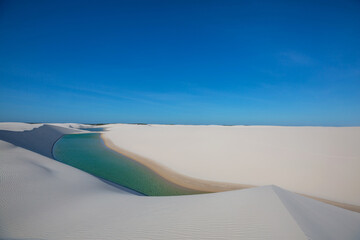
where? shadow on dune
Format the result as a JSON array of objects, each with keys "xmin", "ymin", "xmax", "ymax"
[
  {"xmin": 0, "ymin": 125, "xmax": 79, "ymax": 159},
  {"xmin": 0, "ymin": 239, "xmax": 46, "ymax": 240},
  {"xmin": 0, "ymin": 124, "xmax": 144, "ymax": 196},
  {"xmin": 99, "ymin": 178, "xmax": 145, "ymax": 196}
]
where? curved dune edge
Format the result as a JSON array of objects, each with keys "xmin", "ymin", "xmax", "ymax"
[
  {"xmin": 301, "ymin": 194, "xmax": 360, "ymax": 213},
  {"xmin": 101, "ymin": 134, "xmax": 252, "ymax": 193},
  {"xmin": 102, "ymin": 133, "xmax": 360, "ymax": 213}
]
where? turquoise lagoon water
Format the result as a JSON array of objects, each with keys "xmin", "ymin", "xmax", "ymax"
[{"xmin": 53, "ymin": 133, "xmax": 203, "ymax": 196}]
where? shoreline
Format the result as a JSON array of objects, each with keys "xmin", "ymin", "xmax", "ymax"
[
  {"xmin": 101, "ymin": 133, "xmax": 252, "ymax": 193},
  {"xmin": 101, "ymin": 133, "xmax": 360, "ymax": 213}
]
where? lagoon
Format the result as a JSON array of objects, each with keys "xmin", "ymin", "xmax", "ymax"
[{"xmin": 53, "ymin": 133, "xmax": 203, "ymax": 196}]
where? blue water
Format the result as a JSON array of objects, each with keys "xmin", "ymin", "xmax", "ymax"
[
  {"xmin": 79, "ymin": 127, "xmax": 105, "ymax": 131},
  {"xmin": 53, "ymin": 133, "xmax": 205, "ymax": 196}
]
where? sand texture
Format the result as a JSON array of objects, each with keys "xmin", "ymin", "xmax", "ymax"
[
  {"xmin": 1, "ymin": 123, "xmax": 360, "ymax": 239},
  {"xmin": 103, "ymin": 124, "xmax": 360, "ymax": 207}
]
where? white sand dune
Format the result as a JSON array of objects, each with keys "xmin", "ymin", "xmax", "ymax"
[
  {"xmin": 0, "ymin": 122, "xmax": 89, "ymax": 132},
  {"xmin": 0, "ymin": 124, "xmax": 82, "ymax": 158},
  {"xmin": 103, "ymin": 124, "xmax": 360, "ymax": 207},
  {"xmin": 0, "ymin": 123, "xmax": 360, "ymax": 239}
]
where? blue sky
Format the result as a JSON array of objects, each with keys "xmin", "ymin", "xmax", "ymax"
[{"xmin": 0, "ymin": 0, "xmax": 359, "ymax": 125}]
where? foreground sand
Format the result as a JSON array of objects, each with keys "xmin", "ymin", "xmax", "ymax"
[
  {"xmin": 1, "ymin": 123, "xmax": 360, "ymax": 239},
  {"xmin": 102, "ymin": 124, "xmax": 360, "ymax": 208}
]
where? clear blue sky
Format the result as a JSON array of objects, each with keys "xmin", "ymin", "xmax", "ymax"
[{"xmin": 0, "ymin": 0, "xmax": 359, "ymax": 125}]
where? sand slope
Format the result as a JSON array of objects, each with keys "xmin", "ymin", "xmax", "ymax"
[
  {"xmin": 1, "ymin": 123, "xmax": 360, "ymax": 239},
  {"xmin": 273, "ymin": 186, "xmax": 360, "ymax": 239},
  {"xmin": 103, "ymin": 124, "xmax": 360, "ymax": 206},
  {"xmin": 0, "ymin": 124, "xmax": 83, "ymax": 158}
]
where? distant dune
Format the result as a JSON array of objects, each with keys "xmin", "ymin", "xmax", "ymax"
[
  {"xmin": 103, "ymin": 124, "xmax": 360, "ymax": 207},
  {"xmin": 0, "ymin": 123, "xmax": 359, "ymax": 239}
]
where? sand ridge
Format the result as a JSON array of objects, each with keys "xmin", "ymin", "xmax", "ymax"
[
  {"xmin": 1, "ymin": 122, "xmax": 360, "ymax": 239},
  {"xmin": 102, "ymin": 134, "xmax": 253, "ymax": 192},
  {"xmin": 102, "ymin": 124, "xmax": 360, "ymax": 207},
  {"xmin": 102, "ymin": 131, "xmax": 360, "ymax": 213}
]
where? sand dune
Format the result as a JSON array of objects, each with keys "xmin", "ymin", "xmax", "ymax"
[
  {"xmin": 103, "ymin": 124, "xmax": 360, "ymax": 207},
  {"xmin": 0, "ymin": 124, "xmax": 82, "ymax": 158},
  {"xmin": 0, "ymin": 123, "xmax": 360, "ymax": 239}
]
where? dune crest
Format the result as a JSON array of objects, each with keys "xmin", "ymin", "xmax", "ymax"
[
  {"xmin": 103, "ymin": 124, "xmax": 360, "ymax": 206},
  {"xmin": 0, "ymin": 123, "xmax": 359, "ymax": 239},
  {"xmin": 0, "ymin": 124, "xmax": 81, "ymax": 158}
]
